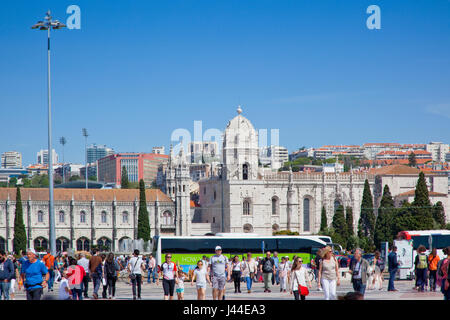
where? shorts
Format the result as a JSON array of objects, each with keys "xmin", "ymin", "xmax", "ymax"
[
  {"xmin": 176, "ymin": 288, "xmax": 184, "ymax": 293},
  {"xmin": 212, "ymin": 276, "xmax": 226, "ymax": 290},
  {"xmin": 162, "ymin": 279, "xmax": 175, "ymax": 296},
  {"xmin": 196, "ymin": 283, "xmax": 206, "ymax": 289}
]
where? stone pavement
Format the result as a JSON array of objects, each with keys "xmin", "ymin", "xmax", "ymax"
[{"xmin": 10, "ymin": 276, "xmax": 444, "ymax": 300}]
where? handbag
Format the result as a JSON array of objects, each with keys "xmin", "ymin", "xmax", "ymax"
[
  {"xmin": 294, "ymin": 270, "xmax": 309, "ymax": 296},
  {"xmin": 129, "ymin": 257, "xmax": 140, "ymax": 281}
]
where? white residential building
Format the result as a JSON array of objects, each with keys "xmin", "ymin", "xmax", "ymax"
[
  {"xmin": 426, "ymin": 142, "xmax": 449, "ymax": 163},
  {"xmin": 1, "ymin": 151, "xmax": 22, "ymax": 168},
  {"xmin": 259, "ymin": 145, "xmax": 289, "ymax": 170},
  {"xmin": 37, "ymin": 149, "xmax": 58, "ymax": 166}
]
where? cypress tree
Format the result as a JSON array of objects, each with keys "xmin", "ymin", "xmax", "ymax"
[
  {"xmin": 13, "ymin": 187, "xmax": 27, "ymax": 254},
  {"xmin": 412, "ymin": 172, "xmax": 434, "ymax": 230},
  {"xmin": 345, "ymin": 206, "xmax": 354, "ymax": 236},
  {"xmin": 137, "ymin": 179, "xmax": 151, "ymax": 241},
  {"xmin": 121, "ymin": 166, "xmax": 129, "ymax": 189},
  {"xmin": 320, "ymin": 206, "xmax": 328, "ymax": 232},
  {"xmin": 358, "ymin": 179, "xmax": 376, "ymax": 250},
  {"xmin": 432, "ymin": 201, "xmax": 446, "ymax": 229},
  {"xmin": 408, "ymin": 152, "xmax": 417, "ymax": 167},
  {"xmin": 332, "ymin": 205, "xmax": 347, "ymax": 247},
  {"xmin": 374, "ymin": 185, "xmax": 395, "ymax": 249}
]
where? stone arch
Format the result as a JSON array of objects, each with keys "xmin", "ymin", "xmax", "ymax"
[
  {"xmin": 162, "ymin": 210, "xmax": 173, "ymax": 225},
  {"xmin": 76, "ymin": 237, "xmax": 90, "ymax": 251},
  {"xmin": 243, "ymin": 198, "xmax": 252, "ymax": 215},
  {"xmin": 97, "ymin": 237, "xmax": 111, "ymax": 251},
  {"xmin": 118, "ymin": 236, "xmax": 132, "ymax": 252},
  {"xmin": 34, "ymin": 237, "xmax": 48, "ymax": 251},
  {"xmin": 56, "ymin": 237, "xmax": 70, "ymax": 253},
  {"xmin": 243, "ymin": 223, "xmax": 253, "ymax": 233}
]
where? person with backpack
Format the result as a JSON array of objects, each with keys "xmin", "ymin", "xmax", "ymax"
[
  {"xmin": 414, "ymin": 245, "xmax": 428, "ymax": 292},
  {"xmin": 439, "ymin": 246, "xmax": 450, "ymax": 300},
  {"xmin": 67, "ymin": 256, "xmax": 85, "ymax": 300},
  {"xmin": 88, "ymin": 248, "xmax": 102, "ymax": 299},
  {"xmin": 388, "ymin": 245, "xmax": 400, "ymax": 292},
  {"xmin": 427, "ymin": 248, "xmax": 440, "ymax": 292},
  {"xmin": 259, "ymin": 251, "xmax": 276, "ymax": 293},
  {"xmin": 104, "ymin": 253, "xmax": 119, "ymax": 299}
]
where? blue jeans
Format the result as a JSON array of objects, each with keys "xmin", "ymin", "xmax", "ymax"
[
  {"xmin": 275, "ymin": 270, "xmax": 280, "ymax": 285},
  {"xmin": 388, "ymin": 270, "xmax": 397, "ymax": 291},
  {"xmin": 0, "ymin": 282, "xmax": 11, "ymax": 300},
  {"xmin": 91, "ymin": 273, "xmax": 101, "ymax": 296},
  {"xmin": 416, "ymin": 268, "xmax": 427, "ymax": 291},
  {"xmin": 147, "ymin": 268, "xmax": 153, "ymax": 283},
  {"xmin": 352, "ymin": 279, "xmax": 366, "ymax": 295},
  {"xmin": 245, "ymin": 276, "xmax": 253, "ymax": 291},
  {"xmin": 72, "ymin": 288, "xmax": 83, "ymax": 300},
  {"xmin": 48, "ymin": 269, "xmax": 55, "ymax": 290}
]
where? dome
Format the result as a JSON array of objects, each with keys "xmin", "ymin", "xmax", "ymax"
[{"xmin": 224, "ymin": 106, "xmax": 257, "ymax": 140}]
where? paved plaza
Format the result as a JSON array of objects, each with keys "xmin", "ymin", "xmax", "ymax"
[{"xmin": 11, "ymin": 275, "xmax": 445, "ymax": 300}]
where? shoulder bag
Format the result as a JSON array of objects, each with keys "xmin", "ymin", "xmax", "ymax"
[
  {"xmin": 294, "ymin": 270, "xmax": 309, "ymax": 296},
  {"xmin": 129, "ymin": 257, "xmax": 140, "ymax": 281}
]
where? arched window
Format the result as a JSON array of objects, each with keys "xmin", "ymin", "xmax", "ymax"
[
  {"xmin": 56, "ymin": 237, "xmax": 70, "ymax": 253},
  {"xmin": 122, "ymin": 211, "xmax": 129, "ymax": 223},
  {"xmin": 272, "ymin": 224, "xmax": 280, "ymax": 233},
  {"xmin": 34, "ymin": 237, "xmax": 48, "ymax": 250},
  {"xmin": 243, "ymin": 199, "xmax": 251, "ymax": 215},
  {"xmin": 80, "ymin": 211, "xmax": 86, "ymax": 223},
  {"xmin": 162, "ymin": 211, "xmax": 173, "ymax": 225},
  {"xmin": 58, "ymin": 211, "xmax": 65, "ymax": 223},
  {"xmin": 37, "ymin": 210, "xmax": 44, "ymax": 223},
  {"xmin": 272, "ymin": 196, "xmax": 279, "ymax": 215},
  {"xmin": 334, "ymin": 200, "xmax": 341, "ymax": 213},
  {"xmin": 101, "ymin": 211, "xmax": 107, "ymax": 223},
  {"xmin": 243, "ymin": 164, "xmax": 249, "ymax": 180},
  {"xmin": 243, "ymin": 224, "xmax": 253, "ymax": 233},
  {"xmin": 303, "ymin": 198, "xmax": 310, "ymax": 232},
  {"xmin": 0, "ymin": 237, "xmax": 5, "ymax": 251},
  {"xmin": 97, "ymin": 237, "xmax": 111, "ymax": 251},
  {"xmin": 76, "ymin": 237, "xmax": 90, "ymax": 251}
]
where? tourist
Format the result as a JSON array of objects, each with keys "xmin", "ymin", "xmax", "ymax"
[
  {"xmin": 191, "ymin": 260, "xmax": 208, "ymax": 300},
  {"xmin": 272, "ymin": 251, "xmax": 280, "ymax": 286},
  {"xmin": 0, "ymin": 250, "xmax": 14, "ymax": 300},
  {"xmin": 100, "ymin": 254, "xmax": 108, "ymax": 299},
  {"xmin": 311, "ymin": 249, "xmax": 322, "ymax": 291},
  {"xmin": 290, "ymin": 257, "xmax": 312, "ymax": 300},
  {"xmin": 42, "ymin": 249, "xmax": 56, "ymax": 292},
  {"xmin": 128, "ymin": 249, "xmax": 145, "ymax": 300},
  {"xmin": 317, "ymin": 246, "xmax": 340, "ymax": 300},
  {"xmin": 77, "ymin": 253, "xmax": 90, "ymax": 298},
  {"xmin": 88, "ymin": 248, "xmax": 103, "ymax": 299},
  {"xmin": 348, "ymin": 248, "xmax": 370, "ymax": 295},
  {"xmin": 147, "ymin": 253, "xmax": 156, "ymax": 284},
  {"xmin": 439, "ymin": 247, "xmax": 450, "ymax": 300},
  {"xmin": 67, "ymin": 256, "xmax": 85, "ymax": 300},
  {"xmin": 241, "ymin": 253, "xmax": 257, "ymax": 293},
  {"xmin": 9, "ymin": 256, "xmax": 19, "ymax": 300},
  {"xmin": 414, "ymin": 245, "xmax": 428, "ymax": 292},
  {"xmin": 176, "ymin": 269, "xmax": 186, "ymax": 300},
  {"xmin": 157, "ymin": 253, "xmax": 178, "ymax": 300},
  {"xmin": 231, "ymin": 255, "xmax": 242, "ymax": 293},
  {"xmin": 428, "ymin": 248, "xmax": 440, "ymax": 292},
  {"xmin": 279, "ymin": 256, "xmax": 289, "ymax": 293},
  {"xmin": 208, "ymin": 246, "xmax": 230, "ymax": 300},
  {"xmin": 371, "ymin": 251, "xmax": 385, "ymax": 290},
  {"xmin": 388, "ymin": 245, "xmax": 400, "ymax": 292},
  {"xmin": 260, "ymin": 251, "xmax": 276, "ymax": 293},
  {"xmin": 58, "ymin": 270, "xmax": 72, "ymax": 300},
  {"xmin": 20, "ymin": 248, "xmax": 49, "ymax": 300},
  {"xmin": 104, "ymin": 252, "xmax": 120, "ymax": 299}
]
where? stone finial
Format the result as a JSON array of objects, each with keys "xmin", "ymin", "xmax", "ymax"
[{"xmin": 237, "ymin": 105, "xmax": 242, "ymax": 115}]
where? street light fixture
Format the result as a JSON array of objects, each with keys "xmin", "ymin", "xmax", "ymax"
[
  {"xmin": 59, "ymin": 137, "xmax": 66, "ymax": 183},
  {"xmin": 82, "ymin": 128, "xmax": 88, "ymax": 189},
  {"xmin": 32, "ymin": 10, "xmax": 66, "ymax": 256}
]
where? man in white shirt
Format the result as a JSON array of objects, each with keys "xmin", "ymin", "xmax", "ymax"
[
  {"xmin": 77, "ymin": 253, "xmax": 90, "ymax": 298},
  {"xmin": 128, "ymin": 250, "xmax": 145, "ymax": 300},
  {"xmin": 147, "ymin": 254, "xmax": 156, "ymax": 284}
]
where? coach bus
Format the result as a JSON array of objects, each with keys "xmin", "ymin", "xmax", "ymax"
[
  {"xmin": 152, "ymin": 235, "xmax": 328, "ymax": 272},
  {"xmin": 397, "ymin": 230, "xmax": 450, "ymax": 252}
]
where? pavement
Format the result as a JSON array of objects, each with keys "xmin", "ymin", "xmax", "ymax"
[{"xmin": 10, "ymin": 274, "xmax": 445, "ymax": 300}]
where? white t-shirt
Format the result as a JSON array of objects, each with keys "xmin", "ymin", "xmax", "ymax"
[
  {"xmin": 128, "ymin": 256, "xmax": 144, "ymax": 274},
  {"xmin": 290, "ymin": 268, "xmax": 307, "ymax": 291},
  {"xmin": 194, "ymin": 268, "xmax": 207, "ymax": 285},
  {"xmin": 232, "ymin": 261, "xmax": 241, "ymax": 271},
  {"xmin": 161, "ymin": 262, "xmax": 177, "ymax": 280},
  {"xmin": 59, "ymin": 279, "xmax": 71, "ymax": 300},
  {"xmin": 176, "ymin": 275, "xmax": 185, "ymax": 289}
]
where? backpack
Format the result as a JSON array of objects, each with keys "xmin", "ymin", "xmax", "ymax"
[
  {"xmin": 263, "ymin": 258, "xmax": 273, "ymax": 272},
  {"xmin": 417, "ymin": 254, "xmax": 428, "ymax": 269}
]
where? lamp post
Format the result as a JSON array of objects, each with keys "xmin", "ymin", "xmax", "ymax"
[
  {"xmin": 32, "ymin": 11, "xmax": 66, "ymax": 256},
  {"xmin": 59, "ymin": 136, "xmax": 66, "ymax": 183},
  {"xmin": 82, "ymin": 128, "xmax": 88, "ymax": 189}
]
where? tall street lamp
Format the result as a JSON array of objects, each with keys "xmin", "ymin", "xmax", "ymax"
[
  {"xmin": 32, "ymin": 11, "xmax": 66, "ymax": 256},
  {"xmin": 59, "ymin": 136, "xmax": 66, "ymax": 183},
  {"xmin": 82, "ymin": 128, "xmax": 88, "ymax": 189}
]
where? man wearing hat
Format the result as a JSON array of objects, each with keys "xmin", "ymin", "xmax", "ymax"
[
  {"xmin": 20, "ymin": 248, "xmax": 49, "ymax": 300},
  {"xmin": 207, "ymin": 246, "xmax": 230, "ymax": 300}
]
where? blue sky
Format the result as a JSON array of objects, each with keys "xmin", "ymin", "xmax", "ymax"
[{"xmin": 0, "ymin": 0, "xmax": 449, "ymax": 165}]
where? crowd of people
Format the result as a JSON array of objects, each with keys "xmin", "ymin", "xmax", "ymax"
[{"xmin": 0, "ymin": 243, "xmax": 449, "ymax": 301}]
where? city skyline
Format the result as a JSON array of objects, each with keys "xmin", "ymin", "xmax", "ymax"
[{"xmin": 1, "ymin": 0, "xmax": 450, "ymax": 166}]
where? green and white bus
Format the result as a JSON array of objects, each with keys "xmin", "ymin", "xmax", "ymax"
[{"xmin": 152, "ymin": 234, "xmax": 328, "ymax": 272}]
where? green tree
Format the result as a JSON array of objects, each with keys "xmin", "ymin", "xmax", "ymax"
[
  {"xmin": 374, "ymin": 185, "xmax": 395, "ymax": 249},
  {"xmin": 13, "ymin": 187, "xmax": 27, "ymax": 254},
  {"xmin": 320, "ymin": 206, "xmax": 328, "ymax": 232},
  {"xmin": 68, "ymin": 175, "xmax": 80, "ymax": 182},
  {"xmin": 392, "ymin": 201, "xmax": 415, "ymax": 236},
  {"xmin": 9, "ymin": 177, "xmax": 18, "ymax": 187},
  {"xmin": 137, "ymin": 179, "xmax": 151, "ymax": 241},
  {"xmin": 332, "ymin": 205, "xmax": 347, "ymax": 248},
  {"xmin": 412, "ymin": 172, "xmax": 434, "ymax": 230},
  {"xmin": 358, "ymin": 179, "xmax": 376, "ymax": 251},
  {"xmin": 88, "ymin": 176, "xmax": 97, "ymax": 181},
  {"xmin": 121, "ymin": 166, "xmax": 129, "ymax": 189},
  {"xmin": 432, "ymin": 201, "xmax": 446, "ymax": 229},
  {"xmin": 345, "ymin": 206, "xmax": 354, "ymax": 236},
  {"xmin": 408, "ymin": 152, "xmax": 417, "ymax": 167}
]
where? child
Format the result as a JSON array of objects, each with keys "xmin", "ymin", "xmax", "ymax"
[
  {"xmin": 175, "ymin": 269, "xmax": 186, "ymax": 300},
  {"xmin": 58, "ymin": 271, "xmax": 72, "ymax": 300},
  {"xmin": 279, "ymin": 256, "xmax": 289, "ymax": 293},
  {"xmin": 191, "ymin": 260, "xmax": 209, "ymax": 300}
]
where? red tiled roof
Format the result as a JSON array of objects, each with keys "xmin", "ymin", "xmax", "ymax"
[{"xmin": 396, "ymin": 190, "xmax": 447, "ymax": 197}]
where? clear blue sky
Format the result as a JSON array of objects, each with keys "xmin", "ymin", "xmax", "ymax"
[{"xmin": 1, "ymin": 0, "xmax": 449, "ymax": 165}]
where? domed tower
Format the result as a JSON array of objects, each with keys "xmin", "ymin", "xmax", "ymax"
[{"xmin": 222, "ymin": 106, "xmax": 259, "ymax": 180}]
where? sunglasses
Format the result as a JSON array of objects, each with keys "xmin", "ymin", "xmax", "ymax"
[{"xmin": 166, "ymin": 256, "xmax": 172, "ymax": 258}]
